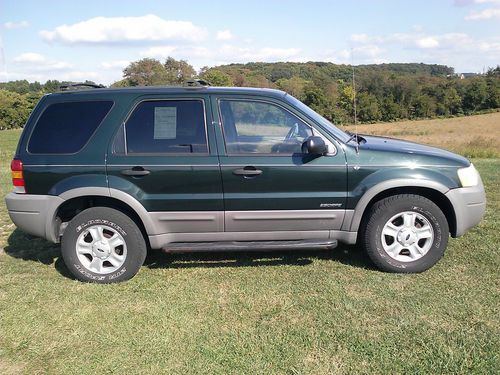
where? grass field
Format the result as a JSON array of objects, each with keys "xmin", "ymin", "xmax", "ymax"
[{"xmin": 0, "ymin": 114, "xmax": 499, "ymax": 374}]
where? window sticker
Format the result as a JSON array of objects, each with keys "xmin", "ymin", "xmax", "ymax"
[{"xmin": 154, "ymin": 107, "xmax": 177, "ymax": 139}]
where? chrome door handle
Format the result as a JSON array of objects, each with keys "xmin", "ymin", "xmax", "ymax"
[
  {"xmin": 232, "ymin": 167, "xmax": 263, "ymax": 177},
  {"xmin": 121, "ymin": 167, "xmax": 150, "ymax": 177}
]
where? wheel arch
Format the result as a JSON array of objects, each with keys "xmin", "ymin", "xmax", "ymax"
[
  {"xmin": 350, "ymin": 180, "xmax": 457, "ymax": 238},
  {"xmin": 54, "ymin": 187, "xmax": 155, "ymax": 245}
]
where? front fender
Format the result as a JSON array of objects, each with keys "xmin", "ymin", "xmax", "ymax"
[{"xmin": 346, "ymin": 166, "xmax": 458, "ymax": 232}]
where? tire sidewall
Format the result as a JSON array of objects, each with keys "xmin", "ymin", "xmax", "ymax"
[
  {"xmin": 62, "ymin": 208, "xmax": 146, "ymax": 283},
  {"xmin": 368, "ymin": 198, "xmax": 448, "ymax": 272}
]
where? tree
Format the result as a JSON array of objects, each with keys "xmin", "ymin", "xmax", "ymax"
[
  {"xmin": 43, "ymin": 80, "xmax": 63, "ymax": 93},
  {"xmin": 123, "ymin": 58, "xmax": 169, "ymax": 86},
  {"xmin": 110, "ymin": 79, "xmax": 130, "ymax": 88},
  {"xmin": 338, "ymin": 82, "xmax": 355, "ymax": 121},
  {"xmin": 381, "ymin": 95, "xmax": 401, "ymax": 121},
  {"xmin": 413, "ymin": 94, "xmax": 437, "ymax": 118},
  {"xmin": 0, "ymin": 90, "xmax": 32, "ymax": 129},
  {"xmin": 276, "ymin": 77, "xmax": 308, "ymax": 100},
  {"xmin": 199, "ymin": 69, "xmax": 233, "ymax": 86},
  {"xmin": 357, "ymin": 92, "xmax": 381, "ymax": 122},
  {"xmin": 462, "ymin": 78, "xmax": 488, "ymax": 113},
  {"xmin": 164, "ymin": 57, "xmax": 196, "ymax": 84}
]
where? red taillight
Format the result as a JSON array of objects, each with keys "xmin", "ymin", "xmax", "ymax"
[{"xmin": 11, "ymin": 159, "xmax": 25, "ymax": 193}]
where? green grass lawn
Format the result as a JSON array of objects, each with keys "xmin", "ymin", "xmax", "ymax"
[{"xmin": 0, "ymin": 128, "xmax": 499, "ymax": 374}]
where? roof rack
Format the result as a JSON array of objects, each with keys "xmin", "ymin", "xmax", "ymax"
[
  {"xmin": 183, "ymin": 79, "xmax": 211, "ymax": 87},
  {"xmin": 59, "ymin": 83, "xmax": 106, "ymax": 91}
]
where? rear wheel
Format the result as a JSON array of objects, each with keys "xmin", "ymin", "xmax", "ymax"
[
  {"xmin": 61, "ymin": 207, "xmax": 146, "ymax": 283},
  {"xmin": 362, "ymin": 194, "xmax": 449, "ymax": 273}
]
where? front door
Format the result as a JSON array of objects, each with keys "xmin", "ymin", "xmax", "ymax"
[
  {"xmin": 106, "ymin": 95, "xmax": 223, "ymax": 235},
  {"xmin": 211, "ymin": 96, "xmax": 348, "ymax": 233}
]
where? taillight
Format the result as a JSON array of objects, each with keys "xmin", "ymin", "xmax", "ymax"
[{"xmin": 11, "ymin": 159, "xmax": 25, "ymax": 193}]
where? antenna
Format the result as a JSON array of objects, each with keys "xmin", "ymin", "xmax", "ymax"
[{"xmin": 351, "ymin": 49, "xmax": 359, "ymax": 154}]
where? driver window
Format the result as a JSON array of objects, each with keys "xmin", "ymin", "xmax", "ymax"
[{"xmin": 219, "ymin": 99, "xmax": 313, "ymax": 154}]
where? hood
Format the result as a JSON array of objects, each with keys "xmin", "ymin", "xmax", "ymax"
[{"xmin": 357, "ymin": 134, "xmax": 470, "ymax": 167}]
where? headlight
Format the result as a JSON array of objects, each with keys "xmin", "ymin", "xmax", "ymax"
[{"xmin": 457, "ymin": 164, "xmax": 479, "ymax": 187}]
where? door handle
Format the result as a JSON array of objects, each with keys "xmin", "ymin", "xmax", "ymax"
[
  {"xmin": 121, "ymin": 167, "xmax": 151, "ymax": 177},
  {"xmin": 232, "ymin": 167, "xmax": 263, "ymax": 177}
]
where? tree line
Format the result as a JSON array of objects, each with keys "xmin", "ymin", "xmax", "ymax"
[{"xmin": 1, "ymin": 57, "xmax": 499, "ymax": 130}]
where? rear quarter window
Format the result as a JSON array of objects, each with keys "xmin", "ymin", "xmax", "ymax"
[{"xmin": 28, "ymin": 100, "xmax": 113, "ymax": 154}]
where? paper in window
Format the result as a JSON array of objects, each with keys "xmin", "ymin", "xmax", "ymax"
[{"xmin": 154, "ymin": 107, "xmax": 177, "ymax": 139}]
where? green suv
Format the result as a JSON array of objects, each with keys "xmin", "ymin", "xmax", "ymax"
[{"xmin": 5, "ymin": 84, "xmax": 486, "ymax": 283}]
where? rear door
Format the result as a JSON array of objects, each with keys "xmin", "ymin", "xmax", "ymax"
[
  {"xmin": 211, "ymin": 95, "xmax": 348, "ymax": 233},
  {"xmin": 106, "ymin": 95, "xmax": 223, "ymax": 234}
]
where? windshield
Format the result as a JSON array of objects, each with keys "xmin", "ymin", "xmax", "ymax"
[{"xmin": 285, "ymin": 94, "xmax": 350, "ymax": 143}]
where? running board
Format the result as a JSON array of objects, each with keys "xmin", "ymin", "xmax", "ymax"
[{"xmin": 162, "ymin": 239, "xmax": 338, "ymax": 253}]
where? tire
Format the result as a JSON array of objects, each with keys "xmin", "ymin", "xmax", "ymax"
[
  {"xmin": 61, "ymin": 207, "xmax": 147, "ymax": 283},
  {"xmin": 361, "ymin": 194, "xmax": 449, "ymax": 273}
]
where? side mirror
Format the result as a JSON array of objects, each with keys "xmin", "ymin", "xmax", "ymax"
[{"xmin": 302, "ymin": 136, "xmax": 327, "ymax": 155}]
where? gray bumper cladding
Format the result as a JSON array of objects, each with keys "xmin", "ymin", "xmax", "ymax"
[
  {"xmin": 445, "ymin": 180, "xmax": 486, "ymax": 237},
  {"xmin": 4, "ymin": 193, "xmax": 64, "ymax": 243}
]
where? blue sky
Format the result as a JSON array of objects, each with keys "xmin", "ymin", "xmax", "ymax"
[{"xmin": 1, "ymin": 0, "xmax": 499, "ymax": 84}]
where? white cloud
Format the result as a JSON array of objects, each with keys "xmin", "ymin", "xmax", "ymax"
[
  {"xmin": 40, "ymin": 15, "xmax": 208, "ymax": 45},
  {"xmin": 12, "ymin": 52, "xmax": 72, "ymax": 71},
  {"xmin": 2, "ymin": 53, "xmax": 117, "ymax": 84},
  {"xmin": 139, "ymin": 44, "xmax": 301, "ymax": 65},
  {"xmin": 0, "ymin": 35, "xmax": 4, "ymax": 66},
  {"xmin": 216, "ymin": 30, "xmax": 234, "ymax": 41},
  {"xmin": 351, "ymin": 32, "xmax": 472, "ymax": 51},
  {"xmin": 347, "ymin": 30, "xmax": 500, "ymax": 72},
  {"xmin": 101, "ymin": 60, "xmax": 131, "ymax": 70},
  {"xmin": 472, "ymin": 0, "xmax": 500, "ymax": 4},
  {"xmin": 140, "ymin": 46, "xmax": 210, "ymax": 60},
  {"xmin": 3, "ymin": 20, "xmax": 29, "ymax": 29},
  {"xmin": 13, "ymin": 52, "xmax": 46, "ymax": 63},
  {"xmin": 351, "ymin": 34, "xmax": 370, "ymax": 43},
  {"xmin": 416, "ymin": 37, "xmax": 439, "ymax": 49},
  {"xmin": 0, "ymin": 67, "xmax": 121, "ymax": 85},
  {"xmin": 324, "ymin": 45, "xmax": 386, "ymax": 64},
  {"xmin": 218, "ymin": 45, "xmax": 301, "ymax": 62},
  {"xmin": 454, "ymin": 0, "xmax": 500, "ymax": 5},
  {"xmin": 465, "ymin": 7, "xmax": 500, "ymax": 19}
]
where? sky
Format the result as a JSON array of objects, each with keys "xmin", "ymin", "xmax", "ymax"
[{"xmin": 0, "ymin": 0, "xmax": 499, "ymax": 85}]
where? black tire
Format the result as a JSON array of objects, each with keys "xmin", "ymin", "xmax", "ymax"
[
  {"xmin": 361, "ymin": 194, "xmax": 449, "ymax": 273},
  {"xmin": 61, "ymin": 207, "xmax": 147, "ymax": 283}
]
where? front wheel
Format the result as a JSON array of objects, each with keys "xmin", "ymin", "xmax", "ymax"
[
  {"xmin": 362, "ymin": 194, "xmax": 449, "ymax": 273},
  {"xmin": 61, "ymin": 207, "xmax": 147, "ymax": 283}
]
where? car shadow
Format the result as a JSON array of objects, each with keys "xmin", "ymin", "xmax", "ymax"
[
  {"xmin": 3, "ymin": 229, "xmax": 75, "ymax": 279},
  {"xmin": 4, "ymin": 228, "xmax": 376, "ymax": 278},
  {"xmin": 144, "ymin": 244, "xmax": 375, "ymax": 270}
]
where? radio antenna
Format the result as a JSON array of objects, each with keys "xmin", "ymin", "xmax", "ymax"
[{"xmin": 351, "ymin": 49, "xmax": 359, "ymax": 154}]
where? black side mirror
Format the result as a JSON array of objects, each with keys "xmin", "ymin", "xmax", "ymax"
[{"xmin": 302, "ymin": 136, "xmax": 327, "ymax": 155}]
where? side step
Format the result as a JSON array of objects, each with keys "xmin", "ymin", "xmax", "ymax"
[{"xmin": 162, "ymin": 239, "xmax": 338, "ymax": 253}]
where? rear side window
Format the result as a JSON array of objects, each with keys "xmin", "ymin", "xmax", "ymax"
[
  {"xmin": 28, "ymin": 101, "xmax": 113, "ymax": 154},
  {"xmin": 125, "ymin": 100, "xmax": 207, "ymax": 154}
]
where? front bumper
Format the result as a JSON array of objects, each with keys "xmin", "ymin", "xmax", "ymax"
[
  {"xmin": 445, "ymin": 179, "xmax": 486, "ymax": 237},
  {"xmin": 5, "ymin": 193, "xmax": 64, "ymax": 243}
]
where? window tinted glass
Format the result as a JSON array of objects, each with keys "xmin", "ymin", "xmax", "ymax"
[
  {"xmin": 28, "ymin": 101, "xmax": 113, "ymax": 154},
  {"xmin": 126, "ymin": 100, "xmax": 207, "ymax": 154},
  {"xmin": 219, "ymin": 100, "xmax": 312, "ymax": 154}
]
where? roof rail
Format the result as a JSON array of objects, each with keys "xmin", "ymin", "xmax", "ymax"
[
  {"xmin": 59, "ymin": 83, "xmax": 106, "ymax": 91},
  {"xmin": 183, "ymin": 79, "xmax": 211, "ymax": 87}
]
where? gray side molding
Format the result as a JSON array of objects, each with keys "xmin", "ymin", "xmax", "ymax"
[
  {"xmin": 225, "ymin": 209, "xmax": 345, "ymax": 232},
  {"xmin": 348, "ymin": 179, "xmax": 450, "ymax": 232}
]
